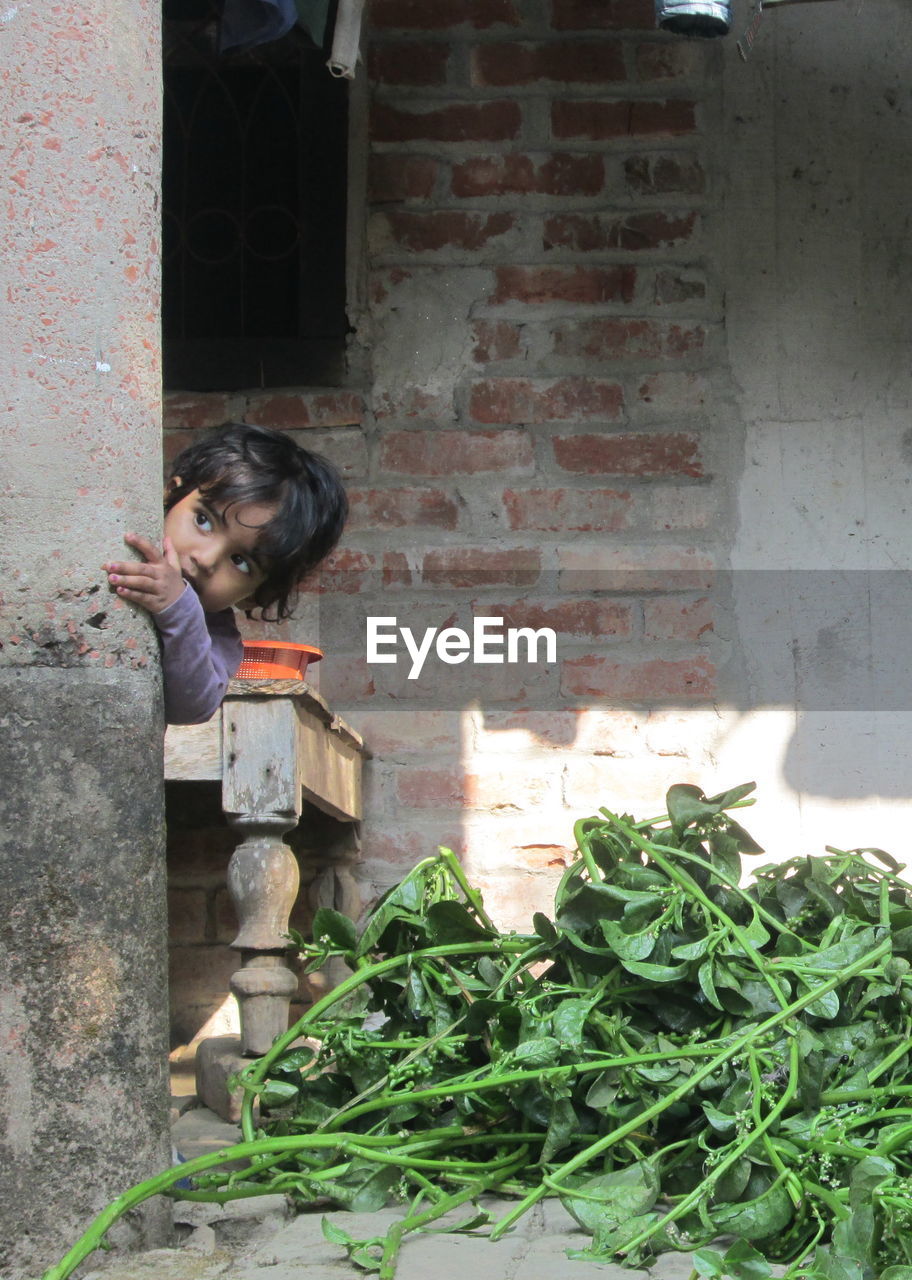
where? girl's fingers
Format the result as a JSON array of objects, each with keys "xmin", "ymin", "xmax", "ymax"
[{"xmin": 123, "ymin": 532, "xmax": 163, "ymax": 563}]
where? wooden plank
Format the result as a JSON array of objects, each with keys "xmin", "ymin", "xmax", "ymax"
[
  {"xmin": 296, "ymin": 707, "xmax": 362, "ymax": 821},
  {"xmin": 163, "ymin": 719, "xmax": 222, "ymax": 780},
  {"xmin": 222, "ymin": 699, "xmax": 301, "ymax": 820}
]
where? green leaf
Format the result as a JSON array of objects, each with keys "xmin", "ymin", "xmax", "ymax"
[
  {"xmin": 709, "ymin": 830, "xmax": 742, "ymax": 884},
  {"xmin": 698, "ymin": 959, "xmax": 724, "ymax": 1010},
  {"xmin": 721, "ymin": 1238, "xmax": 774, "ymax": 1280},
  {"xmin": 666, "ymin": 782, "xmax": 755, "ymax": 837},
  {"xmin": 809, "ymin": 926, "xmax": 881, "ymax": 971},
  {"xmin": 426, "ymin": 899, "xmax": 495, "ymax": 943},
  {"xmin": 552, "ymin": 998, "xmax": 592, "ymax": 1050},
  {"xmin": 559, "ymin": 1162, "xmax": 660, "ymax": 1235},
  {"xmin": 533, "ymin": 911, "xmax": 558, "ymax": 942},
  {"xmin": 802, "ymin": 983, "xmax": 840, "ymax": 1019},
  {"xmin": 692, "ymin": 1248, "xmax": 725, "ymax": 1277},
  {"xmin": 672, "ymin": 932, "xmax": 714, "ymax": 960},
  {"xmin": 667, "ymin": 784, "xmax": 720, "ymax": 836},
  {"xmin": 514, "ymin": 1036, "xmax": 561, "ymax": 1067},
  {"xmin": 832, "ymin": 1204, "xmax": 875, "ymax": 1267},
  {"xmin": 321, "ymin": 1217, "xmax": 354, "ymax": 1246},
  {"xmin": 272, "ymin": 1044, "xmax": 316, "ymax": 1072},
  {"xmin": 541, "ymin": 1096, "xmax": 578, "ymax": 1162},
  {"xmin": 259, "ymin": 1079, "xmax": 299, "ymax": 1108},
  {"xmin": 702, "ymin": 1101, "xmax": 737, "ymax": 1133},
  {"xmin": 727, "ymin": 818, "xmax": 764, "ymax": 854},
  {"xmin": 312, "ymin": 907, "xmax": 358, "ymax": 952},
  {"xmin": 599, "ymin": 918, "xmax": 657, "ymax": 961},
  {"xmin": 848, "ymin": 1155, "xmax": 895, "ymax": 1207},
  {"xmin": 711, "ymin": 1180, "xmax": 792, "ymax": 1240},
  {"xmin": 585, "ymin": 1070, "xmax": 619, "ymax": 1110},
  {"xmin": 618, "ymin": 956, "xmax": 691, "ymax": 983}
]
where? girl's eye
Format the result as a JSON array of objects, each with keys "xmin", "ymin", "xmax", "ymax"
[
  {"xmin": 194, "ymin": 511, "xmax": 212, "ymax": 532},
  {"xmin": 231, "ymin": 554, "xmax": 252, "ymax": 575}
]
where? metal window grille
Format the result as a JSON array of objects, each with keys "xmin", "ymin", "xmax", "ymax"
[{"xmin": 162, "ymin": 0, "xmax": 348, "ymax": 390}]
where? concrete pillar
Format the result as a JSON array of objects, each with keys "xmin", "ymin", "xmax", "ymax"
[{"xmin": 0, "ymin": 3, "xmax": 170, "ymax": 1275}]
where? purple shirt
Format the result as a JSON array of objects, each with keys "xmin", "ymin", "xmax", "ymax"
[{"xmin": 153, "ymin": 584, "xmax": 243, "ymax": 725}]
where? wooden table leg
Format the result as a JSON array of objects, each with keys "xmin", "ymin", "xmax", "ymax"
[{"xmin": 222, "ymin": 697, "xmax": 302, "ymax": 1056}]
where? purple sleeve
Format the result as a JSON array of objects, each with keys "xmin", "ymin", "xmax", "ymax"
[{"xmin": 152, "ymin": 585, "xmax": 244, "ymax": 725}]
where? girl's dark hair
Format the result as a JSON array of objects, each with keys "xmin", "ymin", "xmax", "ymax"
[{"xmin": 166, "ymin": 422, "xmax": 348, "ymax": 620}]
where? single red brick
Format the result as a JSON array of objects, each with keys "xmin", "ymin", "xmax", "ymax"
[
  {"xmin": 245, "ymin": 390, "xmax": 366, "ymax": 429},
  {"xmin": 624, "ymin": 153, "xmax": 705, "ymax": 195},
  {"xmin": 561, "ymin": 654, "xmax": 716, "ymax": 699},
  {"xmin": 503, "ymin": 486, "xmax": 633, "ymax": 532},
  {"xmin": 472, "ymin": 319, "xmax": 523, "ymax": 363},
  {"xmin": 544, "ymin": 210, "xmax": 697, "ymax": 252},
  {"xmin": 648, "ymin": 485, "xmax": 715, "ymax": 530},
  {"xmin": 492, "ymin": 264, "xmax": 635, "ymax": 305},
  {"xmin": 318, "ymin": 654, "xmax": 377, "ymax": 703},
  {"xmin": 213, "ymin": 889, "xmax": 239, "ymax": 945},
  {"xmin": 374, "ymin": 385, "xmax": 456, "ymax": 421},
  {"xmin": 636, "ymin": 371, "xmax": 707, "ymax": 413},
  {"xmin": 313, "ymin": 548, "xmax": 378, "ymax": 595},
  {"xmin": 164, "ymin": 392, "xmax": 243, "ymax": 432},
  {"xmin": 354, "ymin": 708, "xmax": 465, "ymax": 754},
  {"xmin": 359, "ymin": 825, "xmax": 466, "ymax": 866},
  {"xmin": 380, "ymin": 429, "xmax": 533, "ymax": 475},
  {"xmin": 422, "ymin": 547, "xmax": 541, "ymax": 588},
  {"xmin": 383, "ymin": 551, "xmax": 414, "ymax": 587},
  {"xmin": 451, "ymin": 152, "xmax": 604, "ymax": 198},
  {"xmin": 163, "ymin": 430, "xmax": 193, "ymax": 469},
  {"xmin": 369, "ymin": 154, "xmax": 439, "ymax": 202},
  {"xmin": 551, "ymin": 0, "xmax": 655, "ymax": 29},
  {"xmin": 653, "ymin": 268, "xmax": 707, "ymax": 305},
  {"xmin": 371, "ymin": 100, "xmax": 522, "ymax": 143},
  {"xmin": 346, "ymin": 487, "xmax": 460, "ymax": 531},
  {"xmin": 378, "ymin": 209, "xmax": 516, "ymax": 252},
  {"xmin": 463, "ymin": 767, "xmax": 560, "ymax": 810},
  {"xmin": 558, "ymin": 544, "xmax": 713, "ymax": 592},
  {"xmin": 552, "ymin": 98, "xmax": 697, "ymax": 139},
  {"xmin": 643, "ymin": 595, "xmax": 714, "ymax": 641},
  {"xmin": 371, "ymin": 0, "xmax": 520, "ymax": 29},
  {"xmin": 472, "ymin": 40, "xmax": 625, "ymax": 87},
  {"xmin": 396, "ymin": 767, "xmax": 466, "ymax": 807},
  {"xmin": 636, "ymin": 40, "xmax": 705, "ymax": 81},
  {"xmin": 476, "ymin": 597, "xmax": 633, "ymax": 638},
  {"xmin": 551, "ymin": 318, "xmax": 705, "ymax": 360},
  {"xmin": 167, "ymin": 889, "xmax": 209, "ymax": 945},
  {"xmin": 553, "ymin": 432, "xmax": 703, "ymax": 477},
  {"xmin": 368, "ymin": 42, "xmax": 450, "ymax": 86},
  {"xmin": 470, "ymin": 376, "xmax": 624, "ymax": 424}
]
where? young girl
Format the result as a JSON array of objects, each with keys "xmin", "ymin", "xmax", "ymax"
[{"xmin": 103, "ymin": 423, "xmax": 348, "ymax": 725}]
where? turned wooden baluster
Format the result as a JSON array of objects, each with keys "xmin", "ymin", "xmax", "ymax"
[{"xmin": 222, "ymin": 697, "xmax": 302, "ymax": 1056}]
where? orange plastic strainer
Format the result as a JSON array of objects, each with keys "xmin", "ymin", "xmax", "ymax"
[{"xmin": 236, "ymin": 641, "xmax": 323, "ymax": 680}]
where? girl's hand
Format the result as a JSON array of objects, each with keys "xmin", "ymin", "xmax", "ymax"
[{"xmin": 103, "ymin": 534, "xmax": 185, "ymax": 615}]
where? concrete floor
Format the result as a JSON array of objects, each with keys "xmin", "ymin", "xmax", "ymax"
[{"xmin": 77, "ymin": 1077, "xmax": 701, "ymax": 1280}]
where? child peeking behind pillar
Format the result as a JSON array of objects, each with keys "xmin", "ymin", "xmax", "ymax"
[{"xmin": 103, "ymin": 423, "xmax": 348, "ymax": 725}]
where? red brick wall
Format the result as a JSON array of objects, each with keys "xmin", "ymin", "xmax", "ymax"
[{"xmin": 165, "ymin": 0, "xmax": 723, "ymax": 1033}]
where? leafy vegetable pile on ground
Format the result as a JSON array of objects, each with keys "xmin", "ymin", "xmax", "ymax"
[{"xmin": 43, "ymin": 784, "xmax": 912, "ymax": 1280}]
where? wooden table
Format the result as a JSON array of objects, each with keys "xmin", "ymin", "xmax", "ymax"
[{"xmin": 164, "ymin": 679, "xmax": 364, "ymax": 1057}]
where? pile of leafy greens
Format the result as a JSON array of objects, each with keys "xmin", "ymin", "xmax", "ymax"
[{"xmin": 43, "ymin": 784, "xmax": 912, "ymax": 1280}]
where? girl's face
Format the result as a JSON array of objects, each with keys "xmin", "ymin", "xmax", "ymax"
[{"xmin": 164, "ymin": 484, "xmax": 275, "ymax": 613}]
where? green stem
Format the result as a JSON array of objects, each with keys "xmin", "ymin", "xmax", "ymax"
[
  {"xmin": 489, "ymin": 934, "xmax": 890, "ymax": 1241},
  {"xmin": 238, "ymin": 938, "xmax": 531, "ymax": 1141},
  {"xmin": 621, "ymin": 1038, "xmax": 801, "ymax": 1255},
  {"xmin": 378, "ymin": 1156, "xmax": 527, "ymax": 1280},
  {"xmin": 40, "ymin": 1127, "xmax": 474, "ymax": 1280}
]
